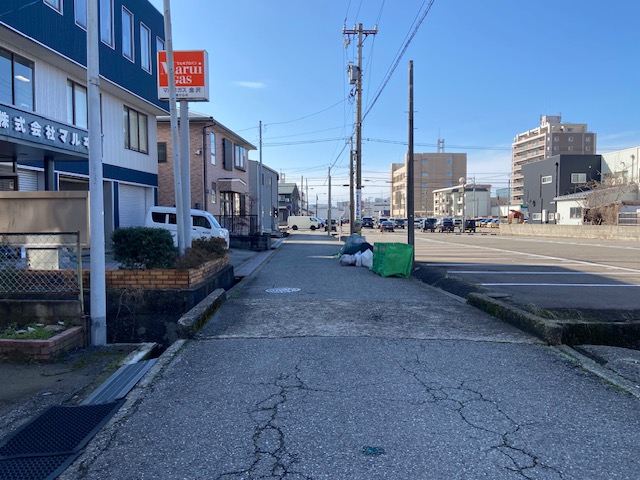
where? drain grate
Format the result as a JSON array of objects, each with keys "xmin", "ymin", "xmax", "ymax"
[
  {"xmin": 0, "ymin": 401, "xmax": 123, "ymax": 480},
  {"xmin": 265, "ymin": 287, "xmax": 301, "ymax": 294},
  {"xmin": 362, "ymin": 446, "xmax": 386, "ymax": 456},
  {"xmin": 0, "ymin": 454, "xmax": 79, "ymax": 480}
]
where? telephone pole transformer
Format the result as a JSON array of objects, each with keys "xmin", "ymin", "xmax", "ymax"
[{"xmin": 344, "ymin": 23, "xmax": 377, "ymax": 232}]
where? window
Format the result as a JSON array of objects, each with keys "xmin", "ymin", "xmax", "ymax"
[
  {"xmin": 586, "ymin": 136, "xmax": 592, "ymax": 142},
  {"xmin": 541, "ymin": 176, "xmax": 552, "ymax": 184},
  {"xmin": 422, "ymin": 159, "xmax": 428, "ymax": 165},
  {"xmin": 75, "ymin": 0, "xmax": 87, "ymax": 28},
  {"xmin": 553, "ymin": 146, "xmax": 559, "ymax": 151},
  {"xmin": 123, "ymin": 106, "xmax": 148, "ymax": 153},
  {"xmin": 209, "ymin": 132, "xmax": 216, "ymax": 165},
  {"xmin": 421, "ymin": 172, "xmax": 428, "ymax": 177},
  {"xmin": 531, "ymin": 213, "xmax": 542, "ymax": 221},
  {"xmin": 548, "ymin": 213, "xmax": 555, "ymax": 221},
  {"xmin": 66, "ymin": 80, "xmax": 87, "ymax": 128},
  {"xmin": 0, "ymin": 48, "xmax": 34, "ymax": 111},
  {"xmin": 210, "ymin": 181, "xmax": 216, "ymax": 203},
  {"xmin": 122, "ymin": 8, "xmax": 134, "ymax": 62},
  {"xmin": 568, "ymin": 146, "xmax": 574, "ymax": 151},
  {"xmin": 569, "ymin": 207, "xmax": 581, "ymax": 219},
  {"xmin": 156, "ymin": 37, "xmax": 165, "ymax": 52},
  {"xmin": 571, "ymin": 173, "xmax": 587, "ymax": 184},
  {"xmin": 446, "ymin": 158, "xmax": 452, "ymax": 164},
  {"xmin": 100, "ymin": 0, "xmax": 114, "ymax": 47},
  {"xmin": 140, "ymin": 23, "xmax": 152, "ymax": 73},
  {"xmin": 568, "ymin": 136, "xmax": 573, "ymax": 142},
  {"xmin": 586, "ymin": 146, "xmax": 591, "ymax": 152},
  {"xmin": 44, "ymin": 0, "xmax": 63, "ymax": 14},
  {"xmin": 234, "ymin": 144, "xmax": 246, "ymax": 169},
  {"xmin": 157, "ymin": 142, "xmax": 167, "ymax": 163},
  {"xmin": 192, "ymin": 215, "xmax": 211, "ymax": 229}
]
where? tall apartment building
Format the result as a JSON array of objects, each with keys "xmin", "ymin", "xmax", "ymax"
[
  {"xmin": 391, "ymin": 152, "xmax": 467, "ymax": 218},
  {"xmin": 511, "ymin": 115, "xmax": 596, "ymax": 204}
]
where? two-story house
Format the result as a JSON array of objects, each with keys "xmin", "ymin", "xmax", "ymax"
[{"xmin": 156, "ymin": 112, "xmax": 257, "ymax": 235}]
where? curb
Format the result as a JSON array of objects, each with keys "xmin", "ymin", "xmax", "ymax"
[
  {"xmin": 467, "ymin": 292, "xmax": 563, "ymax": 345},
  {"xmin": 177, "ymin": 288, "xmax": 227, "ymax": 338}
]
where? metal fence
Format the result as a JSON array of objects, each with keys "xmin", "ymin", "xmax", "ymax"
[
  {"xmin": 618, "ymin": 212, "xmax": 640, "ymax": 226},
  {"xmin": 0, "ymin": 232, "xmax": 83, "ymax": 304},
  {"xmin": 219, "ymin": 215, "xmax": 259, "ymax": 236}
]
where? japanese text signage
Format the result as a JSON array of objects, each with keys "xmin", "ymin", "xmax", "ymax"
[
  {"xmin": 0, "ymin": 103, "xmax": 88, "ymax": 156},
  {"xmin": 158, "ymin": 50, "xmax": 209, "ymax": 101}
]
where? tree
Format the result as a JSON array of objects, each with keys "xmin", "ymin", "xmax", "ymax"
[{"xmin": 583, "ymin": 173, "xmax": 638, "ymax": 225}]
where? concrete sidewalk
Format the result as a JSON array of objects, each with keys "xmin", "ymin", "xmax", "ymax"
[{"xmin": 61, "ymin": 232, "xmax": 640, "ymax": 480}]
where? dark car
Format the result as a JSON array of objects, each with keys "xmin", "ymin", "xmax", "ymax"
[
  {"xmin": 362, "ymin": 216, "xmax": 374, "ymax": 228},
  {"xmin": 379, "ymin": 220, "xmax": 394, "ymax": 232},
  {"xmin": 439, "ymin": 218, "xmax": 455, "ymax": 233},
  {"xmin": 421, "ymin": 218, "xmax": 437, "ymax": 232},
  {"xmin": 393, "ymin": 218, "xmax": 406, "ymax": 229},
  {"xmin": 464, "ymin": 219, "xmax": 476, "ymax": 232}
]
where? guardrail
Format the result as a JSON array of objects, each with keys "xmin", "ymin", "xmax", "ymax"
[{"xmin": 0, "ymin": 232, "xmax": 83, "ymax": 308}]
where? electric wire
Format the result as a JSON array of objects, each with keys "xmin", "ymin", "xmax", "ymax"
[{"xmin": 363, "ymin": 0, "xmax": 436, "ymax": 121}]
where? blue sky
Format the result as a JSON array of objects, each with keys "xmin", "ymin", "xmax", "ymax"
[{"xmin": 149, "ymin": 0, "xmax": 640, "ymax": 202}]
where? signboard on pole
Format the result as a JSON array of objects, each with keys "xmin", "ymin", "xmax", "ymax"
[{"xmin": 158, "ymin": 50, "xmax": 209, "ymax": 101}]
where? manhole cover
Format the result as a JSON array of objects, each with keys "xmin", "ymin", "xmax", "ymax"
[{"xmin": 265, "ymin": 287, "xmax": 301, "ymax": 294}]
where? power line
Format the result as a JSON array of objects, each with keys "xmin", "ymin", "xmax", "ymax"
[{"xmin": 363, "ymin": 0, "xmax": 436, "ymax": 121}]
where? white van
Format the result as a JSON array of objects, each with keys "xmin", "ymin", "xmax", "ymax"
[
  {"xmin": 287, "ymin": 215, "xmax": 323, "ymax": 231},
  {"xmin": 145, "ymin": 206, "xmax": 230, "ymax": 248}
]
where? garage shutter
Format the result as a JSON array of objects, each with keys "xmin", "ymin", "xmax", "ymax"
[
  {"xmin": 18, "ymin": 170, "xmax": 40, "ymax": 191},
  {"xmin": 118, "ymin": 184, "xmax": 147, "ymax": 227}
]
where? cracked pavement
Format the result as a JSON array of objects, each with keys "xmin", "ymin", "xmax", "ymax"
[{"xmin": 63, "ymin": 234, "xmax": 640, "ymax": 480}]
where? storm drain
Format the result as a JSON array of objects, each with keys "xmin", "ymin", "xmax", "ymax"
[
  {"xmin": 265, "ymin": 287, "xmax": 301, "ymax": 294},
  {"xmin": 0, "ymin": 400, "xmax": 123, "ymax": 480}
]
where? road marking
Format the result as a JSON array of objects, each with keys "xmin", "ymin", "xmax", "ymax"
[
  {"xmin": 417, "ymin": 237, "xmax": 640, "ymax": 274},
  {"xmin": 481, "ymin": 283, "xmax": 640, "ymax": 287},
  {"xmin": 449, "ymin": 270, "xmax": 640, "ymax": 276}
]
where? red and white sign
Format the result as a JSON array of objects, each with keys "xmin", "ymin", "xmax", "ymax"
[{"xmin": 158, "ymin": 50, "xmax": 209, "ymax": 101}]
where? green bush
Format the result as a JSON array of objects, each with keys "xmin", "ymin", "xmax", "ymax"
[{"xmin": 111, "ymin": 227, "xmax": 178, "ymax": 269}]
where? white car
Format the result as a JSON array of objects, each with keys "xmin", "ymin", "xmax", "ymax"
[{"xmin": 145, "ymin": 206, "xmax": 230, "ymax": 248}]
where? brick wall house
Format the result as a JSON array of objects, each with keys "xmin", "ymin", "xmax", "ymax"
[{"xmin": 156, "ymin": 112, "xmax": 256, "ymax": 233}]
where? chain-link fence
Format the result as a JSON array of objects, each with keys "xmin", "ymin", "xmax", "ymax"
[{"xmin": 0, "ymin": 232, "xmax": 83, "ymax": 304}]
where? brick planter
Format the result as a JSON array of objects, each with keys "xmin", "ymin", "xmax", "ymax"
[
  {"xmin": 0, "ymin": 326, "xmax": 85, "ymax": 362},
  {"xmin": 83, "ymin": 255, "xmax": 229, "ymax": 290}
]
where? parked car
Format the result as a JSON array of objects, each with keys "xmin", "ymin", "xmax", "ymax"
[
  {"xmin": 479, "ymin": 218, "xmax": 492, "ymax": 228},
  {"xmin": 146, "ymin": 206, "xmax": 230, "ymax": 248},
  {"xmin": 490, "ymin": 218, "xmax": 502, "ymax": 228},
  {"xmin": 464, "ymin": 219, "xmax": 476, "ymax": 232},
  {"xmin": 421, "ymin": 218, "xmax": 437, "ymax": 232},
  {"xmin": 362, "ymin": 216, "xmax": 374, "ymax": 228},
  {"xmin": 379, "ymin": 220, "xmax": 394, "ymax": 232},
  {"xmin": 438, "ymin": 218, "xmax": 455, "ymax": 233},
  {"xmin": 377, "ymin": 217, "xmax": 389, "ymax": 227},
  {"xmin": 394, "ymin": 218, "xmax": 406, "ymax": 229}
]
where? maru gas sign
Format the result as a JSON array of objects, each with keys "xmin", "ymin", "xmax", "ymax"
[{"xmin": 158, "ymin": 50, "xmax": 209, "ymax": 101}]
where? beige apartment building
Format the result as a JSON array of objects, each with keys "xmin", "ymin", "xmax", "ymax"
[
  {"xmin": 511, "ymin": 115, "xmax": 596, "ymax": 204},
  {"xmin": 391, "ymin": 152, "xmax": 467, "ymax": 218}
]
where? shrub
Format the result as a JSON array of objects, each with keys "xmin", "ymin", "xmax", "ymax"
[
  {"xmin": 111, "ymin": 227, "xmax": 178, "ymax": 269},
  {"xmin": 173, "ymin": 237, "xmax": 228, "ymax": 270}
]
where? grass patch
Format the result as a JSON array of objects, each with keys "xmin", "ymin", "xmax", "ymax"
[{"xmin": 0, "ymin": 322, "xmax": 68, "ymax": 340}]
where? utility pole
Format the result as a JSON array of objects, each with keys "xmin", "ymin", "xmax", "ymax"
[
  {"xmin": 87, "ymin": 0, "xmax": 106, "ymax": 345},
  {"xmin": 344, "ymin": 23, "xmax": 377, "ymax": 233},
  {"xmin": 327, "ymin": 166, "xmax": 332, "ymax": 237},
  {"xmin": 258, "ymin": 120, "xmax": 263, "ymax": 233},
  {"xmin": 407, "ymin": 60, "xmax": 415, "ymax": 256}
]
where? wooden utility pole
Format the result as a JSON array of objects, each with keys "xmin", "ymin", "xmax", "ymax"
[
  {"xmin": 344, "ymin": 23, "xmax": 377, "ymax": 232},
  {"xmin": 407, "ymin": 60, "xmax": 415, "ymax": 254}
]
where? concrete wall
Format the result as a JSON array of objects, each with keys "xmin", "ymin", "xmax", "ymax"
[{"xmin": 500, "ymin": 223, "xmax": 640, "ymax": 241}]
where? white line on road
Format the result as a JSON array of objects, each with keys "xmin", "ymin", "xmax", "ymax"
[
  {"xmin": 481, "ymin": 283, "xmax": 640, "ymax": 287},
  {"xmin": 449, "ymin": 270, "xmax": 640, "ymax": 276}
]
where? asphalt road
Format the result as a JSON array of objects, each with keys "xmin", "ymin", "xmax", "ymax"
[
  {"xmin": 63, "ymin": 232, "xmax": 640, "ymax": 480},
  {"xmin": 363, "ymin": 227, "xmax": 640, "ymax": 311}
]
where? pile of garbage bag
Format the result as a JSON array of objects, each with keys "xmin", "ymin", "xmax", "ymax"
[{"xmin": 338, "ymin": 234, "xmax": 373, "ymax": 269}]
